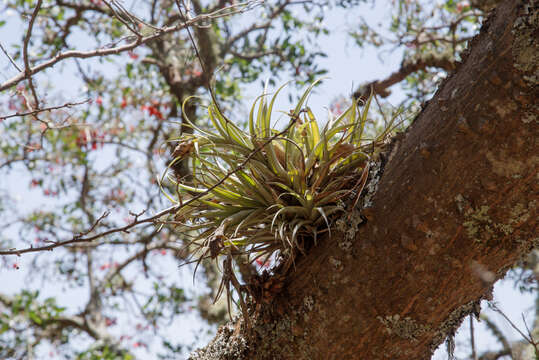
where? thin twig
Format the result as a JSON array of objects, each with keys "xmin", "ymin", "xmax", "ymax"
[
  {"xmin": 0, "ymin": 41, "xmax": 22, "ymax": 72},
  {"xmin": 22, "ymin": 0, "xmax": 43, "ymax": 111},
  {"xmin": 101, "ymin": 0, "xmax": 141, "ymax": 37},
  {"xmin": 521, "ymin": 313, "xmax": 539, "ymax": 354},
  {"xmin": 490, "ymin": 302, "xmax": 533, "ymax": 344},
  {"xmin": 480, "ymin": 313, "xmax": 513, "ymax": 358},
  {"xmin": 470, "ymin": 315, "xmax": 478, "ymax": 360},
  {"xmin": 0, "ymin": 100, "xmax": 89, "ymax": 121},
  {"xmin": 0, "ymin": 0, "xmax": 261, "ymax": 92},
  {"xmin": 0, "ymin": 114, "xmax": 298, "ymax": 256}
]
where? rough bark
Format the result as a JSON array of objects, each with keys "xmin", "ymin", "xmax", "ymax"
[{"xmin": 190, "ymin": 1, "xmax": 538, "ymax": 359}]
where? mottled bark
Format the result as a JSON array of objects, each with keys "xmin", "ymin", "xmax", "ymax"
[{"xmin": 190, "ymin": 0, "xmax": 538, "ymax": 359}]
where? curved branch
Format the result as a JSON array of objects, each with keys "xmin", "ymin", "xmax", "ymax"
[
  {"xmin": 0, "ymin": 115, "xmax": 298, "ymax": 256},
  {"xmin": 0, "ymin": 100, "xmax": 90, "ymax": 120},
  {"xmin": 0, "ymin": 293, "xmax": 99, "ymax": 340},
  {"xmin": 0, "ymin": 0, "xmax": 261, "ymax": 92},
  {"xmin": 191, "ymin": 1, "xmax": 538, "ymax": 358},
  {"xmin": 22, "ymin": 0, "xmax": 42, "ymax": 109},
  {"xmin": 353, "ymin": 53, "xmax": 457, "ymax": 101}
]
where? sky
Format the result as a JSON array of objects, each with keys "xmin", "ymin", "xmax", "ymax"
[{"xmin": 0, "ymin": 1, "xmax": 536, "ymax": 359}]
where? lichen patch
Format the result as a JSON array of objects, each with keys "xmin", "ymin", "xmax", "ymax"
[
  {"xmin": 429, "ymin": 299, "xmax": 482, "ymax": 353},
  {"xmin": 303, "ymin": 296, "xmax": 315, "ymax": 312},
  {"xmin": 189, "ymin": 321, "xmax": 248, "ymax": 360},
  {"xmin": 378, "ymin": 314, "xmax": 431, "ymax": 342},
  {"xmin": 512, "ymin": 0, "xmax": 539, "ymax": 84},
  {"xmin": 463, "ymin": 205, "xmax": 492, "ymax": 240}
]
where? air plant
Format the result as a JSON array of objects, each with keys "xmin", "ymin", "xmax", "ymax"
[{"xmin": 162, "ymin": 80, "xmax": 395, "ymax": 311}]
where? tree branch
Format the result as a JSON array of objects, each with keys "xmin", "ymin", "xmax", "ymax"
[
  {"xmin": 0, "ymin": 293, "xmax": 101, "ymax": 341},
  {"xmin": 0, "ymin": 41, "xmax": 22, "ymax": 72},
  {"xmin": 22, "ymin": 0, "xmax": 43, "ymax": 110},
  {"xmin": 191, "ymin": 1, "xmax": 538, "ymax": 358},
  {"xmin": 0, "ymin": 113, "xmax": 299, "ymax": 256},
  {"xmin": 0, "ymin": 0, "xmax": 261, "ymax": 92},
  {"xmin": 0, "ymin": 100, "xmax": 89, "ymax": 121},
  {"xmin": 353, "ymin": 53, "xmax": 457, "ymax": 101}
]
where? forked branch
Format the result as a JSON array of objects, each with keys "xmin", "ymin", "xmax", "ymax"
[
  {"xmin": 0, "ymin": 113, "xmax": 298, "ymax": 256},
  {"xmin": 0, "ymin": 0, "xmax": 262, "ymax": 92}
]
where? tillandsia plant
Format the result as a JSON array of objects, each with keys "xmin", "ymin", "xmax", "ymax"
[{"xmin": 162, "ymin": 80, "xmax": 395, "ymax": 312}]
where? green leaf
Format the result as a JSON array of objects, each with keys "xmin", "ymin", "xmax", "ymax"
[{"xmin": 28, "ymin": 311, "xmax": 42, "ymax": 325}]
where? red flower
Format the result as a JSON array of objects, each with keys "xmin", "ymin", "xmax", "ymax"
[
  {"xmin": 142, "ymin": 104, "xmax": 164, "ymax": 120},
  {"xmin": 147, "ymin": 105, "xmax": 164, "ymax": 120},
  {"xmin": 96, "ymin": 96, "xmax": 103, "ymax": 106},
  {"xmin": 121, "ymin": 97, "xmax": 127, "ymax": 108},
  {"xmin": 128, "ymin": 51, "xmax": 139, "ymax": 60}
]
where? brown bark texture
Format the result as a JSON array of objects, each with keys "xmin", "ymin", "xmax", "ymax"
[{"xmin": 190, "ymin": 1, "xmax": 538, "ymax": 359}]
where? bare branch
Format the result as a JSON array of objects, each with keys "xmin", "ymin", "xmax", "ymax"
[
  {"xmin": 101, "ymin": 0, "xmax": 142, "ymax": 37},
  {"xmin": 0, "ymin": 112, "xmax": 299, "ymax": 256},
  {"xmin": 0, "ymin": 41, "xmax": 22, "ymax": 72},
  {"xmin": 225, "ymin": 22, "xmax": 272, "ymax": 48},
  {"xmin": 489, "ymin": 302, "xmax": 534, "ymax": 345},
  {"xmin": 22, "ymin": 0, "xmax": 43, "ymax": 110},
  {"xmin": 353, "ymin": 53, "xmax": 456, "ymax": 101},
  {"xmin": 470, "ymin": 315, "xmax": 478, "ymax": 360},
  {"xmin": 229, "ymin": 49, "xmax": 280, "ymax": 61},
  {"xmin": 478, "ymin": 349, "xmax": 513, "ymax": 360},
  {"xmin": 0, "ymin": 293, "xmax": 100, "ymax": 340},
  {"xmin": 480, "ymin": 313, "xmax": 514, "ymax": 356},
  {"xmin": 521, "ymin": 313, "xmax": 539, "ymax": 354},
  {"xmin": 411, "ymin": 11, "xmax": 483, "ymax": 32},
  {"xmin": 55, "ymin": 0, "xmax": 110, "ymax": 14},
  {"xmin": 100, "ymin": 232, "xmax": 164, "ymax": 285},
  {"xmin": 405, "ymin": 35, "xmax": 473, "ymax": 48},
  {"xmin": 0, "ymin": 0, "xmax": 262, "ymax": 92},
  {"xmin": 222, "ymin": 1, "xmax": 290, "ymax": 54},
  {"xmin": 0, "ymin": 99, "xmax": 89, "ymax": 121}
]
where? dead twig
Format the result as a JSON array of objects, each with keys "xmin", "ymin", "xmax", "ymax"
[
  {"xmin": 489, "ymin": 302, "xmax": 536, "ymax": 346},
  {"xmin": 22, "ymin": 0, "xmax": 43, "ymax": 112},
  {"xmin": 0, "ymin": 0, "xmax": 261, "ymax": 92},
  {"xmin": 0, "ymin": 41, "xmax": 22, "ymax": 72},
  {"xmin": 0, "ymin": 112, "xmax": 298, "ymax": 256},
  {"xmin": 0, "ymin": 99, "xmax": 90, "ymax": 121}
]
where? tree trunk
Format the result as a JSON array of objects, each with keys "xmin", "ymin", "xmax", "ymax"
[{"xmin": 190, "ymin": 1, "xmax": 538, "ymax": 359}]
